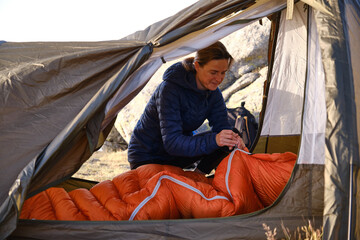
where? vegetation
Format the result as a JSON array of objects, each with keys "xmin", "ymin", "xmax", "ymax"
[{"xmin": 263, "ymin": 220, "xmax": 323, "ymax": 240}]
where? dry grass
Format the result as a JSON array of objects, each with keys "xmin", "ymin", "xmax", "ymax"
[
  {"xmin": 263, "ymin": 220, "xmax": 323, "ymax": 240},
  {"xmin": 73, "ymin": 150, "xmax": 130, "ymax": 182}
]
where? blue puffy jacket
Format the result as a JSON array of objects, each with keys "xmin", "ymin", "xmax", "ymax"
[{"xmin": 127, "ymin": 62, "xmax": 231, "ymax": 166}]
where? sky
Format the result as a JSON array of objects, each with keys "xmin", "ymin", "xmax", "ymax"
[{"xmin": 0, "ymin": 0, "xmax": 198, "ymax": 42}]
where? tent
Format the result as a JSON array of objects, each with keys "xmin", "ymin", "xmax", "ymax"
[{"xmin": 0, "ymin": 0, "xmax": 359, "ymax": 239}]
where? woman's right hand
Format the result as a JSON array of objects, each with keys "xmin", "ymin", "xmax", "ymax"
[{"xmin": 216, "ymin": 129, "xmax": 245, "ymax": 150}]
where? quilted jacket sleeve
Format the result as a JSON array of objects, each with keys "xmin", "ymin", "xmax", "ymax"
[
  {"xmin": 207, "ymin": 89, "xmax": 231, "ymax": 133},
  {"xmin": 157, "ymin": 83, "xmax": 219, "ymax": 157}
]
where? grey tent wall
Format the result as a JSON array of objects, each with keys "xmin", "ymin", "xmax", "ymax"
[
  {"xmin": 26, "ymin": 45, "xmax": 153, "ymax": 196},
  {"xmin": 0, "ymin": 44, "xmax": 153, "ymax": 239},
  {"xmin": 0, "ymin": 41, "xmax": 141, "ymax": 206},
  {"xmin": 343, "ymin": 0, "xmax": 360, "ymax": 237},
  {"xmin": 315, "ymin": 0, "xmax": 360, "ymax": 239},
  {"xmin": 0, "ymin": 40, "xmax": 147, "ymax": 238}
]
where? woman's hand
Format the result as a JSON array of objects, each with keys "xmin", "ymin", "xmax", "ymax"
[{"xmin": 216, "ymin": 129, "xmax": 246, "ymax": 150}]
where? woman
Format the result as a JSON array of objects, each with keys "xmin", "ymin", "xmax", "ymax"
[{"xmin": 127, "ymin": 41, "xmax": 245, "ymax": 174}]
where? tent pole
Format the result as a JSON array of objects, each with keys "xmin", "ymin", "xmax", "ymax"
[{"xmin": 348, "ymin": 164, "xmax": 353, "ymax": 239}]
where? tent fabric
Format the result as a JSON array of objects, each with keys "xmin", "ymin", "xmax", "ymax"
[
  {"xmin": 345, "ymin": 0, "xmax": 360, "ymax": 155},
  {"xmin": 20, "ymin": 150, "xmax": 296, "ymax": 221},
  {"xmin": 1, "ymin": 0, "xmax": 360, "ymax": 239},
  {"xmin": 0, "ymin": 41, "xmax": 147, "ymax": 206},
  {"xmin": 260, "ymin": 3, "xmax": 307, "ymax": 137},
  {"xmin": 314, "ymin": 0, "xmax": 360, "ymax": 238},
  {"xmin": 297, "ymin": 6, "xmax": 326, "ymax": 165}
]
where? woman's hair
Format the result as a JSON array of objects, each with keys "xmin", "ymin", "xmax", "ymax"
[{"xmin": 182, "ymin": 41, "xmax": 233, "ymax": 72}]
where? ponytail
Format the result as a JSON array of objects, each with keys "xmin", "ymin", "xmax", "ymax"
[{"xmin": 182, "ymin": 57, "xmax": 196, "ymax": 72}]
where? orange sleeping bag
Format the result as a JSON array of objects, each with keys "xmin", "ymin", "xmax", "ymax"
[{"xmin": 20, "ymin": 150, "xmax": 296, "ymax": 221}]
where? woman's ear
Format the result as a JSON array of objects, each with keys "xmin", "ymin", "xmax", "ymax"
[{"xmin": 194, "ymin": 61, "xmax": 200, "ymax": 72}]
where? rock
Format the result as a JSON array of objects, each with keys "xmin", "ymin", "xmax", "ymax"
[
  {"xmin": 102, "ymin": 126, "xmax": 128, "ymax": 152},
  {"xmin": 226, "ymin": 66, "xmax": 268, "ymax": 121},
  {"xmin": 222, "ymin": 18, "xmax": 270, "ymax": 77},
  {"xmin": 222, "ymin": 72, "xmax": 260, "ymax": 102},
  {"xmin": 219, "ymin": 69, "xmax": 237, "ymax": 91}
]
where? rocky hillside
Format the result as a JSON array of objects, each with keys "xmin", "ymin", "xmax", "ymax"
[{"xmin": 109, "ymin": 17, "xmax": 271, "ymax": 150}]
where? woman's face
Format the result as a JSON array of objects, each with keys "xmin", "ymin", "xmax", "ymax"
[{"xmin": 194, "ymin": 59, "xmax": 229, "ymax": 91}]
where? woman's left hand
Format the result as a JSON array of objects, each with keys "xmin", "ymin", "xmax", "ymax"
[{"xmin": 235, "ymin": 135, "xmax": 246, "ymax": 150}]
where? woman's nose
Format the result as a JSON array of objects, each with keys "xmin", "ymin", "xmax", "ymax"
[{"xmin": 215, "ymin": 74, "xmax": 224, "ymax": 83}]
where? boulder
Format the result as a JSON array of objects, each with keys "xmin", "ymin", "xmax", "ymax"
[
  {"xmin": 226, "ymin": 66, "xmax": 268, "ymax": 121},
  {"xmin": 222, "ymin": 72, "xmax": 260, "ymax": 102},
  {"xmin": 102, "ymin": 126, "xmax": 128, "ymax": 152}
]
